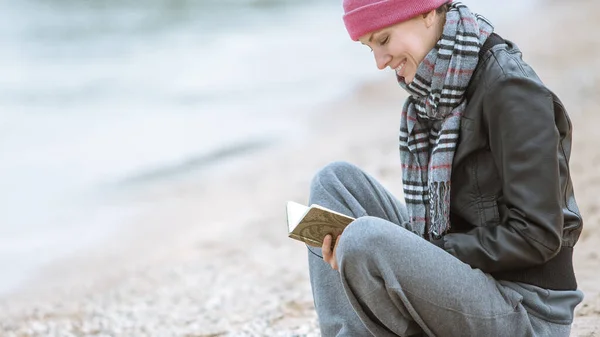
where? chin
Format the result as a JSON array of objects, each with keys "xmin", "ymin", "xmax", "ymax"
[{"xmin": 402, "ymin": 70, "xmax": 416, "ymax": 84}]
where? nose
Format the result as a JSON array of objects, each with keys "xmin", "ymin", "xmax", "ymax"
[{"xmin": 374, "ymin": 51, "xmax": 391, "ymax": 70}]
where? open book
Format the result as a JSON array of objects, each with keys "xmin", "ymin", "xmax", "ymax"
[{"xmin": 286, "ymin": 201, "xmax": 355, "ymax": 247}]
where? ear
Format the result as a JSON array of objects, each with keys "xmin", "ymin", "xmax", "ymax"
[{"xmin": 422, "ymin": 9, "xmax": 437, "ymax": 28}]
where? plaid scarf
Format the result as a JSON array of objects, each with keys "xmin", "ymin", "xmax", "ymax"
[{"xmin": 399, "ymin": 2, "xmax": 494, "ymax": 239}]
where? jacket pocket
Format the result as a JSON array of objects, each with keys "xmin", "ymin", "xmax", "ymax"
[{"xmin": 479, "ymin": 197, "xmax": 501, "ymax": 227}]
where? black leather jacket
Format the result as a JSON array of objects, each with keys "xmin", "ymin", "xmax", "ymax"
[{"xmin": 432, "ymin": 37, "xmax": 582, "ymax": 291}]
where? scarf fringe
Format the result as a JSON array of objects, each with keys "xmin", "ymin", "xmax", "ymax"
[{"xmin": 429, "ymin": 181, "xmax": 451, "ymax": 238}]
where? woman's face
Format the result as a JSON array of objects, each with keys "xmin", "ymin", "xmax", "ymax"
[{"xmin": 359, "ymin": 10, "xmax": 442, "ymax": 84}]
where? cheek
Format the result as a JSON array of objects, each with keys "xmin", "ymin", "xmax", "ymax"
[
  {"xmin": 405, "ymin": 42, "xmax": 423, "ymax": 71},
  {"xmin": 411, "ymin": 40, "xmax": 429, "ymax": 63},
  {"xmin": 401, "ymin": 31, "xmax": 428, "ymax": 59},
  {"xmin": 404, "ymin": 44, "xmax": 423, "ymax": 82}
]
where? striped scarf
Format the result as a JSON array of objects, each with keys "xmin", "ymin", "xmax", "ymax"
[{"xmin": 398, "ymin": 2, "xmax": 494, "ymax": 239}]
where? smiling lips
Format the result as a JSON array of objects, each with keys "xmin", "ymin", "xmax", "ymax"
[{"xmin": 395, "ymin": 59, "xmax": 408, "ymax": 77}]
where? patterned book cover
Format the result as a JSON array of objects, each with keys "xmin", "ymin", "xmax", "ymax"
[{"xmin": 286, "ymin": 201, "xmax": 355, "ymax": 247}]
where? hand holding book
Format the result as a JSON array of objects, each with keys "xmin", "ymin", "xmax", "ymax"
[
  {"xmin": 285, "ymin": 201, "xmax": 355, "ymax": 247},
  {"xmin": 322, "ymin": 233, "xmax": 341, "ymax": 270}
]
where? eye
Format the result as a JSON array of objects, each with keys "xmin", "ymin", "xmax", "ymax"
[{"xmin": 379, "ymin": 36, "xmax": 389, "ymax": 46}]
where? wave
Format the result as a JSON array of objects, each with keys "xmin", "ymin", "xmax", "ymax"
[{"xmin": 116, "ymin": 137, "xmax": 274, "ymax": 185}]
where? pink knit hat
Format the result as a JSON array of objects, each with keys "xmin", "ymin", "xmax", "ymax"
[{"xmin": 343, "ymin": 0, "xmax": 451, "ymax": 41}]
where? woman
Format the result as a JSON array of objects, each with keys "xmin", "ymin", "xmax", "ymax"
[{"xmin": 306, "ymin": 1, "xmax": 584, "ymax": 336}]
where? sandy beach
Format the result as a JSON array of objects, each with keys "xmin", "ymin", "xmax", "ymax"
[{"xmin": 1, "ymin": 0, "xmax": 599, "ymax": 336}]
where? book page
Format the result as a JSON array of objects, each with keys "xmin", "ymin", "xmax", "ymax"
[{"xmin": 286, "ymin": 201, "xmax": 309, "ymax": 232}]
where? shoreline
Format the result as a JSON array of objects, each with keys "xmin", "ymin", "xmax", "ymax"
[{"xmin": 2, "ymin": 1, "xmax": 599, "ymax": 336}]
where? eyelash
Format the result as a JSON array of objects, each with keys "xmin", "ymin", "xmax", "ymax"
[{"xmin": 368, "ymin": 36, "xmax": 389, "ymax": 52}]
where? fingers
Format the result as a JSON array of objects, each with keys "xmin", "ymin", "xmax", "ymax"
[
  {"xmin": 331, "ymin": 235, "xmax": 341, "ymax": 270},
  {"xmin": 322, "ymin": 234, "xmax": 332, "ymax": 262},
  {"xmin": 333, "ymin": 234, "xmax": 341, "ymax": 251},
  {"xmin": 322, "ymin": 234, "xmax": 341, "ymax": 271}
]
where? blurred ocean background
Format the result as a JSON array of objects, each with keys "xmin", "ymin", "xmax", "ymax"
[{"xmin": 0, "ymin": 0, "xmax": 536, "ymax": 295}]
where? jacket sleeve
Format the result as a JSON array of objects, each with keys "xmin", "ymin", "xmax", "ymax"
[{"xmin": 434, "ymin": 76, "xmax": 564, "ymax": 273}]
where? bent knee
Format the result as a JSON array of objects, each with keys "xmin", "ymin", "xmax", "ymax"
[
  {"xmin": 338, "ymin": 217, "xmax": 390, "ymax": 260},
  {"xmin": 338, "ymin": 217, "xmax": 417, "ymax": 263},
  {"xmin": 310, "ymin": 161, "xmax": 361, "ymax": 191}
]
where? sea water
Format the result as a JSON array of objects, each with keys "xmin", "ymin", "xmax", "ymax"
[{"xmin": 0, "ymin": 0, "xmax": 537, "ymax": 295}]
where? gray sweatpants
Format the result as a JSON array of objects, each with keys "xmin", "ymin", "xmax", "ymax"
[{"xmin": 307, "ymin": 162, "xmax": 583, "ymax": 337}]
